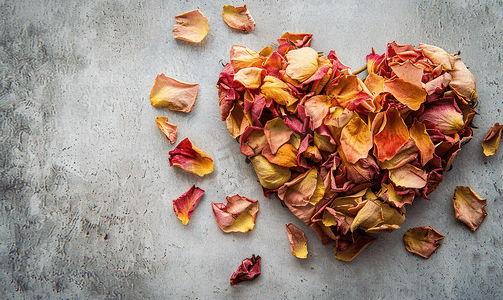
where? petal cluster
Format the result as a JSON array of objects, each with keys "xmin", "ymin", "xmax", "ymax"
[{"xmin": 217, "ymin": 35, "xmax": 476, "ymax": 261}]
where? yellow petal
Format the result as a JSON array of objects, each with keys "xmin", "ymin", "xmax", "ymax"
[
  {"xmin": 350, "ymin": 200, "xmax": 383, "ymax": 232},
  {"xmin": 340, "ymin": 115, "xmax": 373, "ymax": 164},
  {"xmin": 173, "ymin": 9, "xmax": 209, "ymax": 43},
  {"xmin": 249, "ymin": 154, "xmax": 291, "ymax": 189},
  {"xmin": 260, "ymin": 75, "xmax": 298, "ymax": 106},
  {"xmin": 364, "ymin": 73, "xmax": 385, "ymax": 95},
  {"xmin": 212, "ymin": 195, "xmax": 259, "ymax": 232},
  {"xmin": 482, "ymin": 123, "xmax": 503, "ymax": 156},
  {"xmin": 286, "ymin": 223, "xmax": 308, "ymax": 258},
  {"xmin": 383, "ymin": 78, "xmax": 426, "ymax": 111},
  {"xmin": 233, "ymin": 67, "xmax": 266, "ymax": 89},
  {"xmin": 453, "ymin": 186, "xmax": 488, "ymax": 231},
  {"xmin": 410, "ymin": 119, "xmax": 435, "ymax": 165},
  {"xmin": 388, "ymin": 163, "xmax": 427, "ymax": 188},
  {"xmin": 403, "ymin": 226, "xmax": 445, "ymax": 258},
  {"xmin": 150, "ymin": 74, "xmax": 198, "ymax": 112},
  {"xmin": 169, "ymin": 138, "xmax": 214, "ymax": 177}
]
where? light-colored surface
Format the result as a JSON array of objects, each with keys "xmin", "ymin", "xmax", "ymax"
[{"xmin": 1, "ymin": 0, "xmax": 502, "ymax": 299}]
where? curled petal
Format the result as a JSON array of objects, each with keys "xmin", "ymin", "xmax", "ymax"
[
  {"xmin": 222, "ymin": 5, "xmax": 255, "ymax": 33},
  {"xmin": 280, "ymin": 32, "xmax": 313, "ymax": 48},
  {"xmin": 350, "ymin": 200, "xmax": 383, "ymax": 232},
  {"xmin": 453, "ymin": 186, "xmax": 488, "ymax": 231},
  {"xmin": 482, "ymin": 123, "xmax": 503, "ymax": 156},
  {"xmin": 173, "ymin": 185, "xmax": 204, "ymax": 225},
  {"xmin": 378, "ymin": 183, "xmax": 415, "ymax": 209},
  {"xmin": 169, "ymin": 138, "xmax": 214, "ymax": 177},
  {"xmin": 327, "ymin": 75, "xmax": 372, "ymax": 109},
  {"xmin": 418, "ymin": 43, "xmax": 455, "ymax": 70},
  {"xmin": 249, "ymin": 154, "xmax": 291, "ymax": 189},
  {"xmin": 285, "ymin": 47, "xmax": 319, "ymax": 82},
  {"xmin": 173, "ymin": 9, "xmax": 209, "ymax": 43},
  {"xmin": 212, "ymin": 195, "xmax": 259, "ymax": 233},
  {"xmin": 448, "ymin": 58, "xmax": 477, "ymax": 102},
  {"xmin": 150, "ymin": 74, "xmax": 198, "ymax": 112},
  {"xmin": 334, "ymin": 233, "xmax": 375, "ymax": 262},
  {"xmin": 410, "ymin": 119, "xmax": 435, "ymax": 166},
  {"xmin": 230, "ymin": 255, "xmax": 261, "ymax": 286},
  {"xmin": 373, "ymin": 107, "xmax": 409, "ymax": 162},
  {"xmin": 155, "ymin": 117, "xmax": 178, "ymax": 144},
  {"xmin": 233, "ymin": 67, "xmax": 266, "ymax": 89},
  {"xmin": 418, "ymin": 99, "xmax": 464, "ymax": 135},
  {"xmin": 286, "ymin": 223, "xmax": 308, "ymax": 258},
  {"xmin": 403, "ymin": 226, "xmax": 445, "ymax": 258},
  {"xmin": 389, "ymin": 163, "xmax": 427, "ymax": 188},
  {"xmin": 340, "ymin": 115, "xmax": 373, "ymax": 164},
  {"xmin": 383, "ymin": 78, "xmax": 426, "ymax": 110}
]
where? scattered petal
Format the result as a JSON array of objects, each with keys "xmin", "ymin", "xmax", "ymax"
[
  {"xmin": 150, "ymin": 74, "xmax": 198, "ymax": 112},
  {"xmin": 453, "ymin": 186, "xmax": 488, "ymax": 231},
  {"xmin": 403, "ymin": 226, "xmax": 444, "ymax": 258},
  {"xmin": 230, "ymin": 255, "xmax": 261, "ymax": 286},
  {"xmin": 482, "ymin": 123, "xmax": 503, "ymax": 156},
  {"xmin": 173, "ymin": 185, "xmax": 204, "ymax": 225},
  {"xmin": 173, "ymin": 9, "xmax": 209, "ymax": 43},
  {"xmin": 286, "ymin": 223, "xmax": 308, "ymax": 258},
  {"xmin": 169, "ymin": 138, "xmax": 214, "ymax": 177},
  {"xmin": 212, "ymin": 195, "xmax": 259, "ymax": 233},
  {"xmin": 222, "ymin": 5, "xmax": 255, "ymax": 33},
  {"xmin": 155, "ymin": 117, "xmax": 178, "ymax": 144}
]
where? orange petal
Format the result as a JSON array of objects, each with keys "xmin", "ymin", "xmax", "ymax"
[
  {"xmin": 233, "ymin": 67, "xmax": 266, "ymax": 89},
  {"xmin": 481, "ymin": 123, "xmax": 503, "ymax": 156},
  {"xmin": 173, "ymin": 185, "xmax": 204, "ymax": 225},
  {"xmin": 260, "ymin": 75, "xmax": 298, "ymax": 106},
  {"xmin": 333, "ymin": 234, "xmax": 375, "ymax": 262},
  {"xmin": 373, "ymin": 107, "xmax": 409, "ymax": 162},
  {"xmin": 410, "ymin": 119, "xmax": 435, "ymax": 166},
  {"xmin": 364, "ymin": 73, "xmax": 385, "ymax": 95},
  {"xmin": 453, "ymin": 186, "xmax": 488, "ymax": 231},
  {"xmin": 285, "ymin": 47, "xmax": 319, "ymax": 82},
  {"xmin": 249, "ymin": 154, "xmax": 291, "ymax": 189},
  {"xmin": 169, "ymin": 138, "xmax": 214, "ymax": 177},
  {"xmin": 230, "ymin": 45, "xmax": 263, "ymax": 72},
  {"xmin": 378, "ymin": 139, "xmax": 419, "ymax": 170},
  {"xmin": 389, "ymin": 60, "xmax": 424, "ymax": 87},
  {"xmin": 403, "ymin": 226, "xmax": 445, "ymax": 258},
  {"xmin": 383, "ymin": 78, "xmax": 426, "ymax": 110},
  {"xmin": 327, "ymin": 75, "xmax": 372, "ymax": 109},
  {"xmin": 286, "ymin": 223, "xmax": 308, "ymax": 258},
  {"xmin": 173, "ymin": 9, "xmax": 209, "ymax": 43},
  {"xmin": 155, "ymin": 117, "xmax": 178, "ymax": 144},
  {"xmin": 418, "ymin": 43, "xmax": 455, "ymax": 70},
  {"xmin": 340, "ymin": 115, "xmax": 373, "ymax": 164},
  {"xmin": 304, "ymin": 95, "xmax": 331, "ymax": 130},
  {"xmin": 280, "ymin": 32, "xmax": 313, "ymax": 48},
  {"xmin": 212, "ymin": 195, "xmax": 259, "ymax": 233},
  {"xmin": 377, "ymin": 183, "xmax": 415, "ymax": 209},
  {"xmin": 222, "ymin": 5, "xmax": 255, "ymax": 33},
  {"xmin": 264, "ymin": 117, "xmax": 294, "ymax": 154},
  {"xmin": 388, "ymin": 163, "xmax": 427, "ymax": 188},
  {"xmin": 448, "ymin": 58, "xmax": 477, "ymax": 102},
  {"xmin": 150, "ymin": 74, "xmax": 198, "ymax": 112},
  {"xmin": 262, "ymin": 143, "xmax": 298, "ymax": 168}
]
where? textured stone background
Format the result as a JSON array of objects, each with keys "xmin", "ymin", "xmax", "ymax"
[{"xmin": 1, "ymin": 0, "xmax": 502, "ymax": 299}]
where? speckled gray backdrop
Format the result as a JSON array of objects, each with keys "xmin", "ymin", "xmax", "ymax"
[{"xmin": 1, "ymin": 0, "xmax": 502, "ymax": 299}]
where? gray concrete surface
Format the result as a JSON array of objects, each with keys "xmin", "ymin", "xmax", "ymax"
[{"xmin": 1, "ymin": 0, "xmax": 502, "ymax": 299}]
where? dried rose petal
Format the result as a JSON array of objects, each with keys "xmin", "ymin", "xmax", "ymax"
[
  {"xmin": 373, "ymin": 107, "xmax": 409, "ymax": 162},
  {"xmin": 230, "ymin": 255, "xmax": 261, "ymax": 286},
  {"xmin": 212, "ymin": 195, "xmax": 259, "ymax": 233},
  {"xmin": 173, "ymin": 9, "xmax": 209, "ymax": 43},
  {"xmin": 173, "ymin": 185, "xmax": 204, "ymax": 225},
  {"xmin": 448, "ymin": 58, "xmax": 477, "ymax": 102},
  {"xmin": 233, "ymin": 67, "xmax": 266, "ymax": 89},
  {"xmin": 286, "ymin": 223, "xmax": 308, "ymax": 258},
  {"xmin": 383, "ymin": 78, "xmax": 427, "ymax": 110},
  {"xmin": 389, "ymin": 163, "xmax": 427, "ymax": 189},
  {"xmin": 169, "ymin": 138, "xmax": 214, "ymax": 177},
  {"xmin": 453, "ymin": 186, "xmax": 487, "ymax": 231},
  {"xmin": 403, "ymin": 226, "xmax": 444, "ymax": 258},
  {"xmin": 155, "ymin": 117, "xmax": 178, "ymax": 144},
  {"xmin": 230, "ymin": 45, "xmax": 263, "ymax": 72},
  {"xmin": 150, "ymin": 74, "xmax": 198, "ymax": 112},
  {"xmin": 409, "ymin": 119, "xmax": 434, "ymax": 166},
  {"xmin": 350, "ymin": 200, "xmax": 383, "ymax": 232},
  {"xmin": 285, "ymin": 47, "xmax": 319, "ymax": 82},
  {"xmin": 222, "ymin": 5, "xmax": 255, "ymax": 33},
  {"xmin": 334, "ymin": 233, "xmax": 375, "ymax": 262},
  {"xmin": 389, "ymin": 60, "xmax": 424, "ymax": 87},
  {"xmin": 418, "ymin": 43, "xmax": 455, "ymax": 70},
  {"xmin": 481, "ymin": 123, "xmax": 503, "ymax": 156},
  {"xmin": 260, "ymin": 75, "xmax": 298, "ymax": 107},
  {"xmin": 340, "ymin": 115, "xmax": 373, "ymax": 164}
]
